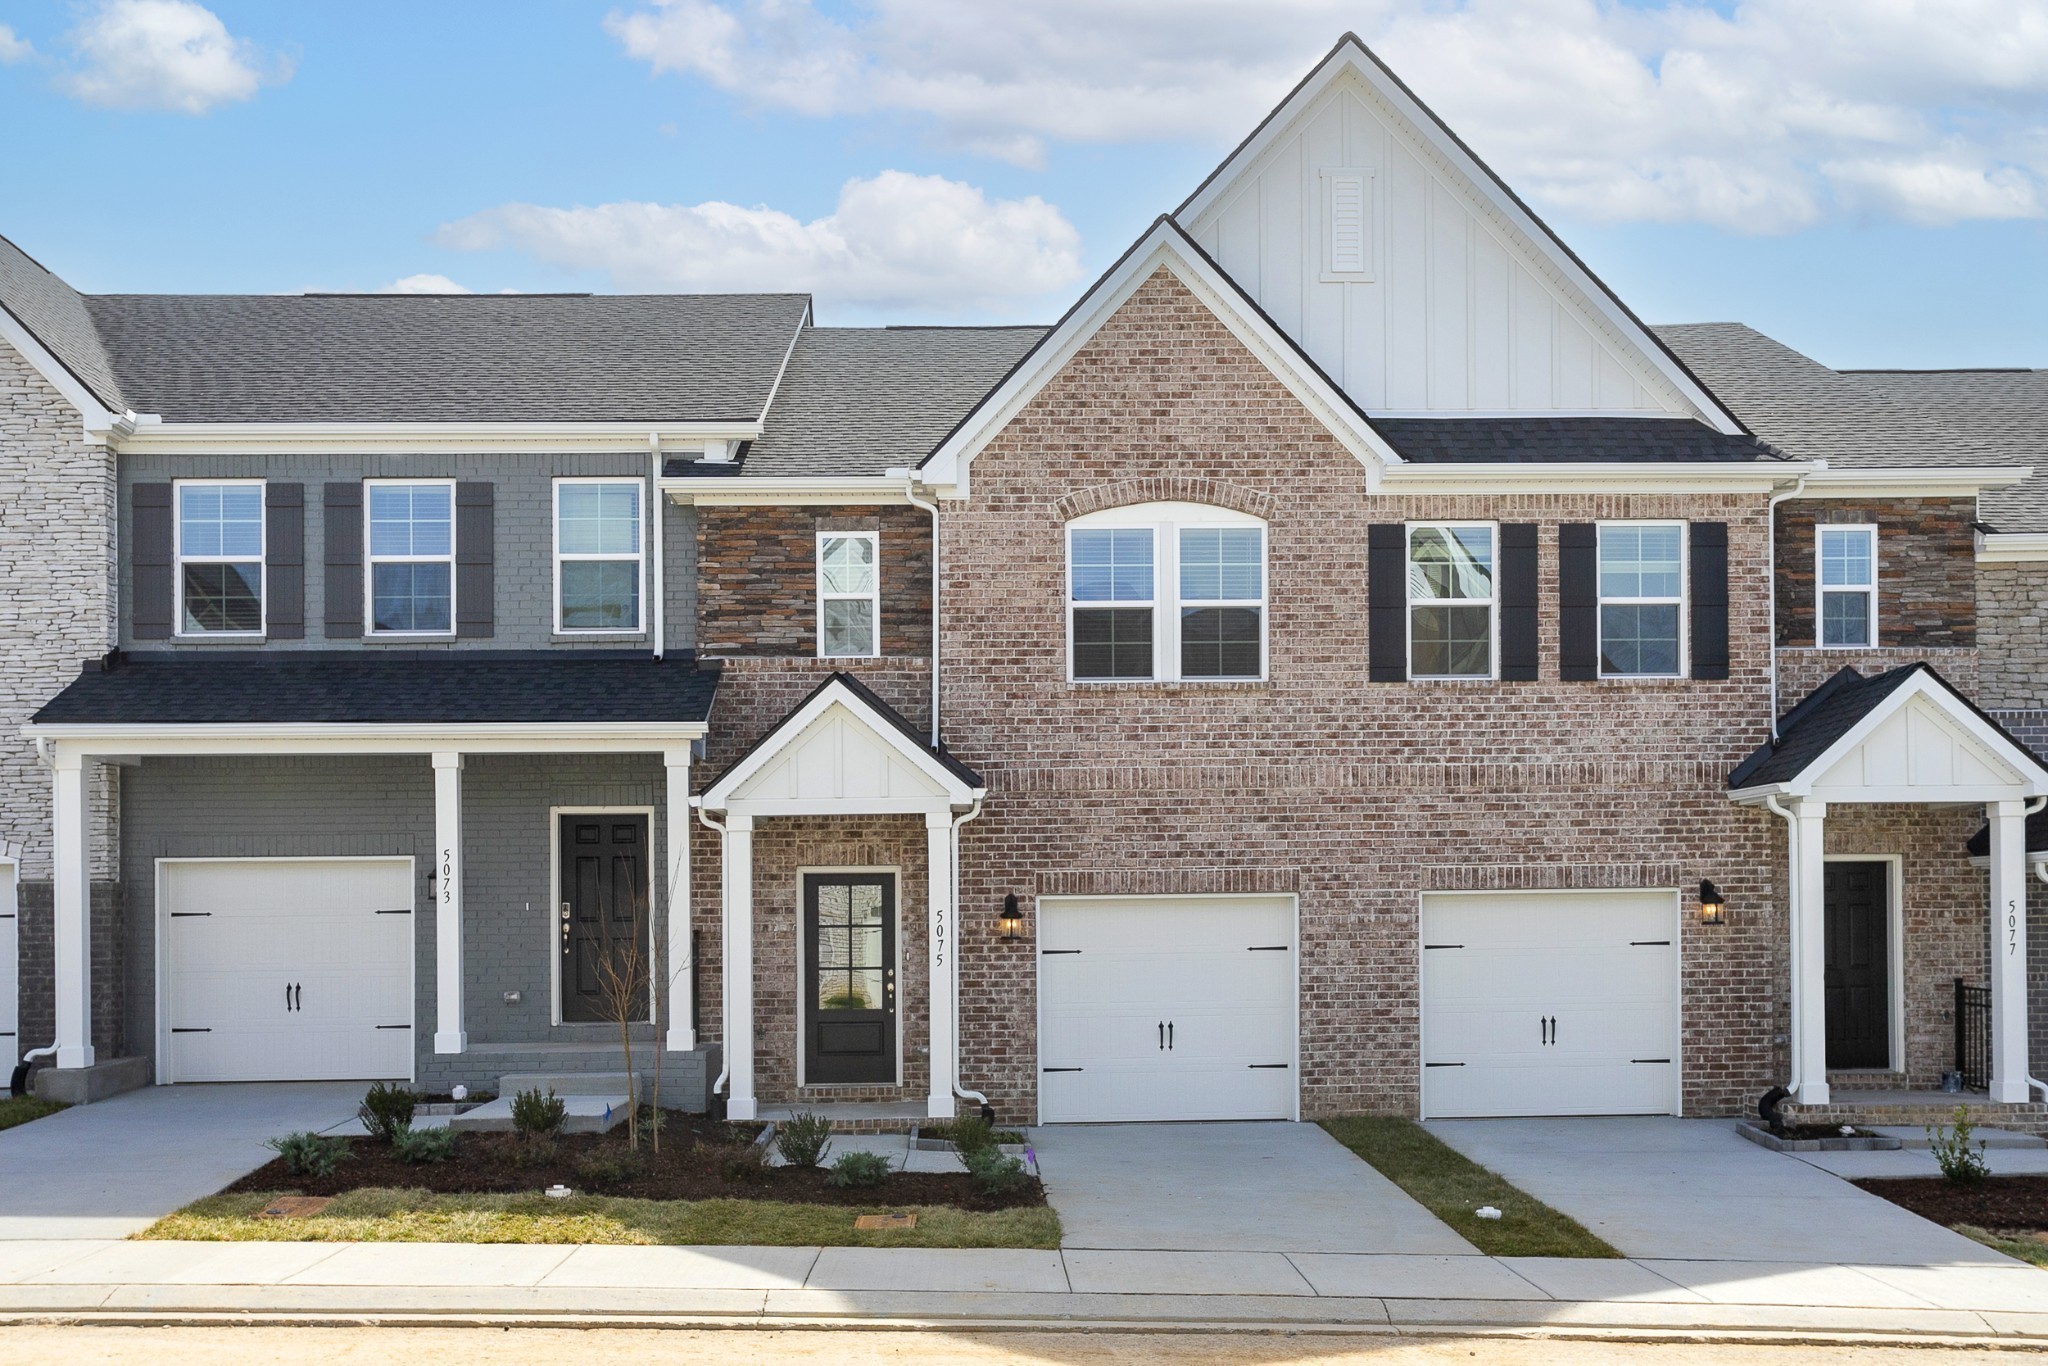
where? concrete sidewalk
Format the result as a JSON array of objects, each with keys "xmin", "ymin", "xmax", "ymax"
[{"xmin": 0, "ymin": 1239, "xmax": 2044, "ymax": 1340}]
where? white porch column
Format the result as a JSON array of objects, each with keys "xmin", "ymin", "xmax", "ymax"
[
  {"xmin": 926, "ymin": 810, "xmax": 957, "ymax": 1120},
  {"xmin": 431, "ymin": 752, "xmax": 466, "ymax": 1055},
  {"xmin": 1792, "ymin": 799, "xmax": 1830, "ymax": 1106},
  {"xmin": 1988, "ymin": 799, "xmax": 2031, "ymax": 1103},
  {"xmin": 663, "ymin": 747, "xmax": 694, "ymax": 1053},
  {"xmin": 50, "ymin": 750, "xmax": 94, "ymax": 1070},
  {"xmin": 723, "ymin": 813, "xmax": 756, "ymax": 1122}
]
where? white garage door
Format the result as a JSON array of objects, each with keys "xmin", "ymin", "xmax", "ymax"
[
  {"xmin": 1422, "ymin": 890, "xmax": 1679, "ymax": 1118},
  {"xmin": 162, "ymin": 859, "xmax": 414, "ymax": 1083},
  {"xmin": 1038, "ymin": 896, "xmax": 1295, "ymax": 1123}
]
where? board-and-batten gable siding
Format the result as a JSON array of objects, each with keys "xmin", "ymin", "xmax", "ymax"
[{"xmin": 1184, "ymin": 70, "xmax": 1696, "ymax": 418}]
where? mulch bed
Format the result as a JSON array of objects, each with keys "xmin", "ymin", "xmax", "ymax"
[
  {"xmin": 1855, "ymin": 1175, "xmax": 2048, "ymax": 1234},
  {"xmin": 225, "ymin": 1122, "xmax": 1044, "ymax": 1213}
]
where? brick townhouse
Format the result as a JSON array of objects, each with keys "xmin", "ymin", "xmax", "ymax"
[{"xmin": 2, "ymin": 36, "xmax": 2047, "ymax": 1133}]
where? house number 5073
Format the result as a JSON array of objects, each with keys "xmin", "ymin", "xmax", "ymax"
[
  {"xmin": 2011, "ymin": 898, "xmax": 2020, "ymax": 955},
  {"xmin": 442, "ymin": 849, "xmax": 454, "ymax": 905}
]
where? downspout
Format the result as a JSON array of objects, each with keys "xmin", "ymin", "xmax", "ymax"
[
  {"xmin": 1764, "ymin": 794, "xmax": 1802, "ymax": 1104},
  {"xmin": 695, "ymin": 802, "xmax": 727, "ymax": 1097},
  {"xmin": 903, "ymin": 476, "xmax": 942, "ymax": 748},
  {"xmin": 1767, "ymin": 470, "xmax": 1812, "ymax": 742},
  {"xmin": 650, "ymin": 434, "xmax": 665, "ymax": 661},
  {"xmin": 949, "ymin": 796, "xmax": 986, "ymax": 1108}
]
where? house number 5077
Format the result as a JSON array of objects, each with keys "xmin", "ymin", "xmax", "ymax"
[
  {"xmin": 442, "ymin": 849, "xmax": 454, "ymax": 905},
  {"xmin": 2011, "ymin": 899, "xmax": 2020, "ymax": 955}
]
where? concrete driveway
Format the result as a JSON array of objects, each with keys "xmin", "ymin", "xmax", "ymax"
[
  {"xmin": 1426, "ymin": 1116, "xmax": 2012, "ymax": 1267},
  {"xmin": 0, "ymin": 1082, "xmax": 363, "ymax": 1239},
  {"xmin": 1032, "ymin": 1121, "xmax": 1476, "ymax": 1254}
]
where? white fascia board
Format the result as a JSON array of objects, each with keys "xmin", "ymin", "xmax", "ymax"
[
  {"xmin": 1377, "ymin": 460, "xmax": 1820, "ymax": 496},
  {"xmin": 664, "ymin": 476, "xmax": 911, "ymax": 506},
  {"xmin": 0, "ymin": 306, "xmax": 125, "ymax": 435},
  {"xmin": 700, "ymin": 676, "xmax": 978, "ymax": 808},
  {"xmin": 920, "ymin": 219, "xmax": 1401, "ymax": 499},
  {"xmin": 1979, "ymin": 533, "xmax": 2048, "ymax": 564},
  {"xmin": 26, "ymin": 721, "xmax": 707, "ymax": 758},
  {"xmin": 1793, "ymin": 466, "xmax": 2030, "ymax": 498},
  {"xmin": 112, "ymin": 420, "xmax": 762, "ymax": 457},
  {"xmin": 1177, "ymin": 37, "xmax": 1742, "ymax": 436}
]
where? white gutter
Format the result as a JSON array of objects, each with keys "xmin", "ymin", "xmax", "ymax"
[
  {"xmin": 1794, "ymin": 466, "xmax": 2029, "ymax": 497},
  {"xmin": 1377, "ymin": 460, "xmax": 1823, "ymax": 496},
  {"xmin": 1766, "ymin": 470, "xmax": 1813, "ymax": 742},
  {"xmin": 902, "ymin": 474, "xmax": 943, "ymax": 748},
  {"xmin": 949, "ymin": 797, "xmax": 987, "ymax": 1110},
  {"xmin": 650, "ymin": 433, "xmax": 665, "ymax": 661},
  {"xmin": 1764, "ymin": 794, "xmax": 1802, "ymax": 1105},
  {"xmin": 1979, "ymin": 533, "xmax": 2048, "ymax": 565}
]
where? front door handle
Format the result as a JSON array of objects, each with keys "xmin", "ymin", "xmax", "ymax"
[{"xmin": 560, "ymin": 901, "xmax": 572, "ymax": 954}]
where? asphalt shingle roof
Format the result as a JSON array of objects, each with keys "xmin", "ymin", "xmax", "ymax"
[
  {"xmin": 0, "ymin": 235, "xmax": 125, "ymax": 412},
  {"xmin": 707, "ymin": 670, "xmax": 983, "ymax": 792},
  {"xmin": 76, "ymin": 292, "xmax": 810, "ymax": 424},
  {"xmin": 1727, "ymin": 664, "xmax": 1922, "ymax": 790},
  {"xmin": 670, "ymin": 326, "xmax": 1048, "ymax": 478},
  {"xmin": 1373, "ymin": 417, "xmax": 1777, "ymax": 464},
  {"xmin": 1656, "ymin": 322, "xmax": 2046, "ymax": 532},
  {"xmin": 31, "ymin": 652, "xmax": 720, "ymax": 726},
  {"xmin": 1964, "ymin": 806, "xmax": 2048, "ymax": 858}
]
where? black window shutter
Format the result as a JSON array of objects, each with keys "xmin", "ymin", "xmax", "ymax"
[
  {"xmin": 266, "ymin": 483, "xmax": 304, "ymax": 640},
  {"xmin": 1367, "ymin": 523, "xmax": 1407, "ymax": 683},
  {"xmin": 1499, "ymin": 523, "xmax": 1538, "ymax": 681},
  {"xmin": 1690, "ymin": 521, "xmax": 1730, "ymax": 680},
  {"xmin": 323, "ymin": 481, "xmax": 363, "ymax": 639},
  {"xmin": 1558, "ymin": 522, "xmax": 1599, "ymax": 680},
  {"xmin": 456, "ymin": 482, "xmax": 495, "ymax": 639},
  {"xmin": 131, "ymin": 483, "xmax": 174, "ymax": 640}
]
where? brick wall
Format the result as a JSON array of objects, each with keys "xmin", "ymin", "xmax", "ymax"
[
  {"xmin": 1978, "ymin": 562, "xmax": 2048, "ymax": 710},
  {"xmin": 696, "ymin": 503, "xmax": 931, "ymax": 658},
  {"xmin": 1774, "ymin": 498, "xmax": 1976, "ymax": 650}
]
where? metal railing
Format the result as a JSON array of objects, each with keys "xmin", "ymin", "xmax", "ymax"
[{"xmin": 1954, "ymin": 977, "xmax": 1991, "ymax": 1092}]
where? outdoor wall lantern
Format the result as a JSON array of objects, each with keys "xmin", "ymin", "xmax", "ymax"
[
  {"xmin": 1699, "ymin": 880, "xmax": 1727, "ymax": 926},
  {"xmin": 996, "ymin": 893, "xmax": 1028, "ymax": 940}
]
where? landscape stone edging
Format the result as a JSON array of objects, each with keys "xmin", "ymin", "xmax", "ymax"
[{"xmin": 1735, "ymin": 1120, "xmax": 1903, "ymax": 1152}]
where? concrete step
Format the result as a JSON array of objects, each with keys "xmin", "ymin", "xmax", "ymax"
[
  {"xmin": 449, "ymin": 1094, "xmax": 631, "ymax": 1134},
  {"xmin": 1864, "ymin": 1124, "xmax": 2048, "ymax": 1150},
  {"xmin": 498, "ymin": 1071, "xmax": 645, "ymax": 1098}
]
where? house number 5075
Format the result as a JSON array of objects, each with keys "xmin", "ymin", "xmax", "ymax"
[
  {"xmin": 442, "ymin": 849, "xmax": 454, "ymax": 905},
  {"xmin": 934, "ymin": 905, "xmax": 946, "ymax": 968}
]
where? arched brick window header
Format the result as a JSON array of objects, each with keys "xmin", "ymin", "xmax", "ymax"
[{"xmin": 1055, "ymin": 477, "xmax": 1275, "ymax": 524}]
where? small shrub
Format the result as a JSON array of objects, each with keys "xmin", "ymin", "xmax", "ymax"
[
  {"xmin": 574, "ymin": 1147, "xmax": 648, "ymax": 1190},
  {"xmin": 826, "ymin": 1150, "xmax": 893, "ymax": 1189},
  {"xmin": 391, "ymin": 1125, "xmax": 458, "ymax": 1165},
  {"xmin": 267, "ymin": 1131, "xmax": 350, "ymax": 1179},
  {"xmin": 775, "ymin": 1111, "xmax": 834, "ymax": 1169},
  {"xmin": 357, "ymin": 1082, "xmax": 417, "ymax": 1143},
  {"xmin": 722, "ymin": 1140, "xmax": 771, "ymax": 1186},
  {"xmin": 959, "ymin": 1144, "xmax": 1032, "ymax": 1198},
  {"xmin": 511, "ymin": 1087, "xmax": 567, "ymax": 1138},
  {"xmin": 938, "ymin": 1113, "xmax": 999, "ymax": 1154},
  {"xmin": 1929, "ymin": 1106, "xmax": 1991, "ymax": 1184}
]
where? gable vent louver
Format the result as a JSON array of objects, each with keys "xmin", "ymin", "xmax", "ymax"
[{"xmin": 1323, "ymin": 169, "xmax": 1373, "ymax": 278}]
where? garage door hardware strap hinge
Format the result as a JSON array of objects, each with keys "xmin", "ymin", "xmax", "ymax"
[
  {"xmin": 169, "ymin": 912, "xmax": 211, "ymax": 918},
  {"xmin": 1424, "ymin": 1061, "xmax": 1464, "ymax": 1067},
  {"xmin": 171, "ymin": 1027, "xmax": 211, "ymax": 1033},
  {"xmin": 1042, "ymin": 1066, "xmax": 1084, "ymax": 1073},
  {"xmin": 1422, "ymin": 943, "xmax": 1462, "ymax": 950},
  {"xmin": 374, "ymin": 908, "xmax": 412, "ymax": 915},
  {"xmin": 1630, "ymin": 940, "xmax": 1671, "ymax": 946},
  {"xmin": 376, "ymin": 1024, "xmax": 412, "ymax": 1029},
  {"xmin": 1247, "ymin": 944, "xmax": 1288, "ymax": 951},
  {"xmin": 1040, "ymin": 949, "xmax": 1081, "ymax": 955},
  {"xmin": 1631, "ymin": 1058, "xmax": 1671, "ymax": 1064},
  {"xmin": 1248, "ymin": 1063, "xmax": 1289, "ymax": 1069}
]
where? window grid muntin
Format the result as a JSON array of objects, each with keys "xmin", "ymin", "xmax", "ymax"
[
  {"xmin": 365, "ymin": 479, "xmax": 455, "ymax": 636},
  {"xmin": 1066, "ymin": 512, "xmax": 1268, "ymax": 683},
  {"xmin": 1817, "ymin": 524, "xmax": 1877, "ymax": 648},
  {"xmin": 1406, "ymin": 522, "xmax": 1496, "ymax": 680},
  {"xmin": 816, "ymin": 530, "xmax": 880, "ymax": 659},
  {"xmin": 1597, "ymin": 521, "xmax": 1687, "ymax": 678},
  {"xmin": 554, "ymin": 478, "xmax": 645, "ymax": 634},
  {"xmin": 174, "ymin": 479, "xmax": 266, "ymax": 637},
  {"xmin": 1176, "ymin": 525, "xmax": 1264, "ymax": 680}
]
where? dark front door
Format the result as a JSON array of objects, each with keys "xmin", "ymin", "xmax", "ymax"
[
  {"xmin": 1824, "ymin": 860, "xmax": 1891, "ymax": 1070},
  {"xmin": 803, "ymin": 873, "xmax": 896, "ymax": 1084},
  {"xmin": 559, "ymin": 814, "xmax": 650, "ymax": 1024}
]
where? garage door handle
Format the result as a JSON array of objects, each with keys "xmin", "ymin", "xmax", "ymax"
[
  {"xmin": 294, "ymin": 983, "xmax": 302, "ymax": 1012},
  {"xmin": 285, "ymin": 982, "xmax": 292, "ymax": 1012},
  {"xmin": 1158, "ymin": 1021, "xmax": 1164, "ymax": 1050}
]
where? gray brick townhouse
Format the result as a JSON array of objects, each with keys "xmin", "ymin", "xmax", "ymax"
[{"xmin": 3, "ymin": 34, "xmax": 2048, "ymax": 1131}]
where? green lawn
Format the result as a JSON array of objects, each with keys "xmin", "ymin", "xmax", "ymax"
[
  {"xmin": 1957, "ymin": 1224, "xmax": 2048, "ymax": 1268},
  {"xmin": 0, "ymin": 1096, "xmax": 67, "ymax": 1132},
  {"xmin": 139, "ymin": 1187, "xmax": 1062, "ymax": 1249},
  {"xmin": 1321, "ymin": 1116, "xmax": 1618, "ymax": 1258}
]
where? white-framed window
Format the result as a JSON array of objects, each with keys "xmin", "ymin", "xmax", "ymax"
[
  {"xmin": 1598, "ymin": 521, "xmax": 1686, "ymax": 677},
  {"xmin": 1407, "ymin": 522, "xmax": 1495, "ymax": 680},
  {"xmin": 817, "ymin": 531, "xmax": 880, "ymax": 658},
  {"xmin": 174, "ymin": 479, "xmax": 265, "ymax": 636},
  {"xmin": 366, "ymin": 479, "xmax": 455, "ymax": 636},
  {"xmin": 1067, "ymin": 502, "xmax": 1267, "ymax": 683},
  {"xmin": 554, "ymin": 479, "xmax": 644, "ymax": 634},
  {"xmin": 1818, "ymin": 523, "xmax": 1877, "ymax": 647}
]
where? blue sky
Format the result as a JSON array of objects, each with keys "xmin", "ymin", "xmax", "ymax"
[{"xmin": 2, "ymin": 0, "xmax": 2044, "ymax": 368}]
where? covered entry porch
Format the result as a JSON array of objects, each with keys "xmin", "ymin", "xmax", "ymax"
[{"xmin": 1731, "ymin": 664, "xmax": 2048, "ymax": 1110}]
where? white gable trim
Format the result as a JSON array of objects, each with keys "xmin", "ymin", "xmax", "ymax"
[
  {"xmin": 919, "ymin": 218, "xmax": 1403, "ymax": 498},
  {"xmin": 1731, "ymin": 671, "xmax": 2048, "ymax": 803},
  {"xmin": 0, "ymin": 305, "xmax": 124, "ymax": 435},
  {"xmin": 1178, "ymin": 35, "xmax": 1743, "ymax": 436},
  {"xmin": 699, "ymin": 676, "xmax": 980, "ymax": 814}
]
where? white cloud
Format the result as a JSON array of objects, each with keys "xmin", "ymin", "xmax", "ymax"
[
  {"xmin": 376, "ymin": 274, "xmax": 474, "ymax": 295},
  {"xmin": 604, "ymin": 0, "xmax": 2048, "ymax": 231},
  {"xmin": 62, "ymin": 0, "xmax": 289, "ymax": 114},
  {"xmin": 0, "ymin": 24, "xmax": 34, "ymax": 64},
  {"xmin": 438, "ymin": 170, "xmax": 1082, "ymax": 312}
]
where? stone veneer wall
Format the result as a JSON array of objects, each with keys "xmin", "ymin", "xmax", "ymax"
[
  {"xmin": 1978, "ymin": 562, "xmax": 2048, "ymax": 710},
  {"xmin": 1773, "ymin": 498, "xmax": 1977, "ymax": 650},
  {"xmin": 1, "ymin": 340, "xmax": 119, "ymax": 1056},
  {"xmin": 696, "ymin": 503, "xmax": 931, "ymax": 658}
]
